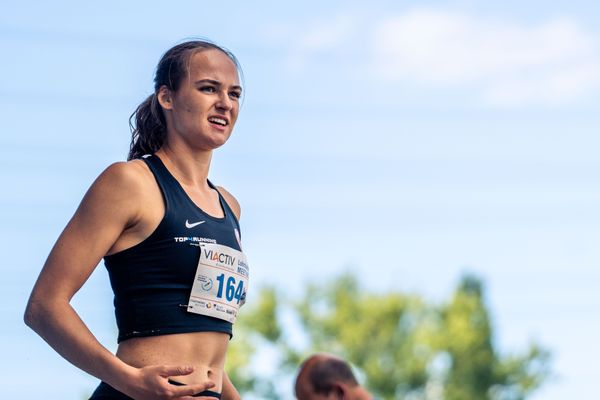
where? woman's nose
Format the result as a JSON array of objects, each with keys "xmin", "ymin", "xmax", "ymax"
[{"xmin": 215, "ymin": 91, "xmax": 233, "ymax": 111}]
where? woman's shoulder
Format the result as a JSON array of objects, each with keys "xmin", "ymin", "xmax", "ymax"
[
  {"xmin": 86, "ymin": 159, "xmax": 156, "ymax": 204},
  {"xmin": 65, "ymin": 159, "xmax": 158, "ymax": 245},
  {"xmin": 216, "ymin": 185, "xmax": 241, "ymax": 221},
  {"xmin": 97, "ymin": 159, "xmax": 152, "ymax": 188}
]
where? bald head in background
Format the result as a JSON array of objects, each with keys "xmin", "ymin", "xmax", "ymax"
[{"xmin": 295, "ymin": 353, "xmax": 372, "ymax": 400}]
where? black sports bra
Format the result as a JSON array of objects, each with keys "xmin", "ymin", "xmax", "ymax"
[{"xmin": 103, "ymin": 154, "xmax": 242, "ymax": 342}]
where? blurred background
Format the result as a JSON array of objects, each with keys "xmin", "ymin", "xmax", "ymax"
[{"xmin": 1, "ymin": 0, "xmax": 599, "ymax": 398}]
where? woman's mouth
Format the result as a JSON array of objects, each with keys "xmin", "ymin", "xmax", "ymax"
[{"xmin": 208, "ymin": 116, "xmax": 228, "ymax": 127}]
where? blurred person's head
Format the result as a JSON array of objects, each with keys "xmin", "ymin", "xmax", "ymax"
[{"xmin": 295, "ymin": 353, "xmax": 372, "ymax": 400}]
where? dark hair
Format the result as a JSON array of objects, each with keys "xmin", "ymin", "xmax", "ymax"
[
  {"xmin": 309, "ymin": 357, "xmax": 359, "ymax": 394},
  {"xmin": 128, "ymin": 39, "xmax": 242, "ymax": 160}
]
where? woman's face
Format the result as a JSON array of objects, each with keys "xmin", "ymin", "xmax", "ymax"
[{"xmin": 160, "ymin": 48, "xmax": 242, "ymax": 151}]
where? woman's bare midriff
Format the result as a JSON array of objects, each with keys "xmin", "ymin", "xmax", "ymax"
[{"xmin": 116, "ymin": 331, "xmax": 229, "ymax": 392}]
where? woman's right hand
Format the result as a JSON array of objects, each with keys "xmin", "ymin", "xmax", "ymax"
[{"xmin": 125, "ymin": 365, "xmax": 216, "ymax": 399}]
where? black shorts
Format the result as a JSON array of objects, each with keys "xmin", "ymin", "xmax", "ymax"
[{"xmin": 89, "ymin": 380, "xmax": 221, "ymax": 399}]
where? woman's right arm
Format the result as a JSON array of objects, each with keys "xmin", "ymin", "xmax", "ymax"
[{"xmin": 24, "ymin": 162, "xmax": 212, "ymax": 399}]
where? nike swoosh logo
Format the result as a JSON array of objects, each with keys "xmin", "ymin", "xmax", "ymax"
[{"xmin": 185, "ymin": 220, "xmax": 205, "ymax": 228}]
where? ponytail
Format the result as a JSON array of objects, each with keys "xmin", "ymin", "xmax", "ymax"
[{"xmin": 128, "ymin": 93, "xmax": 166, "ymax": 161}]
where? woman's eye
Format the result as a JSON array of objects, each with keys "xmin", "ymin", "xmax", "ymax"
[
  {"xmin": 200, "ymin": 86, "xmax": 216, "ymax": 93},
  {"xmin": 229, "ymin": 91, "xmax": 242, "ymax": 99}
]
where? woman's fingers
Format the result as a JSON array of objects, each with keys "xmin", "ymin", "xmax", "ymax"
[
  {"xmin": 169, "ymin": 381, "xmax": 216, "ymax": 398},
  {"xmin": 135, "ymin": 364, "xmax": 217, "ymax": 399},
  {"xmin": 158, "ymin": 365, "xmax": 195, "ymax": 377}
]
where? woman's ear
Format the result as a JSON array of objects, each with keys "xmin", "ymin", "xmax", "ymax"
[
  {"xmin": 156, "ymin": 85, "xmax": 174, "ymax": 110},
  {"xmin": 328, "ymin": 383, "xmax": 346, "ymax": 400}
]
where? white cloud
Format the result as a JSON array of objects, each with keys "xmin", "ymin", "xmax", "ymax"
[
  {"xmin": 282, "ymin": 14, "xmax": 358, "ymax": 73},
  {"xmin": 278, "ymin": 7, "xmax": 599, "ymax": 106},
  {"xmin": 372, "ymin": 8, "xmax": 600, "ymax": 105}
]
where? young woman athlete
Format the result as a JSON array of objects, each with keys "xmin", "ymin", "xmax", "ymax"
[{"xmin": 25, "ymin": 40, "xmax": 248, "ymax": 400}]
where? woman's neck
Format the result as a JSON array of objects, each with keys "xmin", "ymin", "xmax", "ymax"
[{"xmin": 155, "ymin": 142, "xmax": 213, "ymax": 189}]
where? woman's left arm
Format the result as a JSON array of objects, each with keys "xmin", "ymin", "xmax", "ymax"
[
  {"xmin": 217, "ymin": 186, "xmax": 242, "ymax": 400},
  {"xmin": 216, "ymin": 186, "xmax": 241, "ymax": 220},
  {"xmin": 221, "ymin": 372, "xmax": 241, "ymax": 400}
]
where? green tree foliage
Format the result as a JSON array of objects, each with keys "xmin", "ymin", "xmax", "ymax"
[
  {"xmin": 227, "ymin": 286, "xmax": 283, "ymax": 399},
  {"xmin": 443, "ymin": 275, "xmax": 496, "ymax": 399},
  {"xmin": 226, "ymin": 273, "xmax": 550, "ymax": 400},
  {"xmin": 293, "ymin": 273, "xmax": 436, "ymax": 399}
]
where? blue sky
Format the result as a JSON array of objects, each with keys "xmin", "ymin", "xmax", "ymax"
[{"xmin": 1, "ymin": 1, "xmax": 599, "ymax": 398}]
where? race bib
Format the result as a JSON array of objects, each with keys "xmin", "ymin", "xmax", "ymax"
[{"xmin": 187, "ymin": 243, "xmax": 249, "ymax": 323}]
